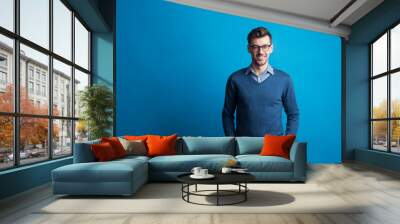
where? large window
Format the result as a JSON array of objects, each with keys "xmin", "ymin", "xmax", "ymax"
[
  {"xmin": 0, "ymin": 0, "xmax": 91, "ymax": 171},
  {"xmin": 370, "ymin": 23, "xmax": 400, "ymax": 154}
]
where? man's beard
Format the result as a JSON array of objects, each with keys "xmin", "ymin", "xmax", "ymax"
[{"xmin": 253, "ymin": 56, "xmax": 267, "ymax": 66}]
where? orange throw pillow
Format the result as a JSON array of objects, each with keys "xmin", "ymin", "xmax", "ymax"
[
  {"xmin": 259, "ymin": 135, "xmax": 296, "ymax": 159},
  {"xmin": 146, "ymin": 134, "xmax": 177, "ymax": 157},
  {"xmin": 91, "ymin": 142, "xmax": 117, "ymax": 161},
  {"xmin": 101, "ymin": 137, "xmax": 127, "ymax": 158}
]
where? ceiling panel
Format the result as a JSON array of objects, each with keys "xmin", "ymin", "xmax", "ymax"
[
  {"xmin": 226, "ymin": 0, "xmax": 352, "ymax": 21},
  {"xmin": 169, "ymin": 0, "xmax": 384, "ymax": 38}
]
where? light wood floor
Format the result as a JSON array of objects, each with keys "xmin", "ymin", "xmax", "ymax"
[{"xmin": 1, "ymin": 162, "xmax": 400, "ymax": 224}]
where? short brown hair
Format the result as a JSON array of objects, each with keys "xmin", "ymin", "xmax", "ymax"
[{"xmin": 247, "ymin": 27, "xmax": 272, "ymax": 44}]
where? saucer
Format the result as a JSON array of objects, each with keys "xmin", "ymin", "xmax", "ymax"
[
  {"xmin": 232, "ymin": 170, "xmax": 249, "ymax": 174},
  {"xmin": 190, "ymin": 174, "xmax": 215, "ymax": 179}
]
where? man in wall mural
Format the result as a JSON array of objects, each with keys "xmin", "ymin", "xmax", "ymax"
[{"xmin": 222, "ymin": 27, "xmax": 299, "ymax": 137}]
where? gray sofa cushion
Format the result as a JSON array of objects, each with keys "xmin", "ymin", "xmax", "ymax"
[
  {"xmin": 236, "ymin": 155, "xmax": 293, "ymax": 172},
  {"xmin": 181, "ymin": 137, "xmax": 235, "ymax": 155},
  {"xmin": 149, "ymin": 154, "xmax": 235, "ymax": 172}
]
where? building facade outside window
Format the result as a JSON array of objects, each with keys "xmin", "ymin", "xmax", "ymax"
[
  {"xmin": 0, "ymin": 54, "xmax": 8, "ymax": 91},
  {"xmin": 28, "ymin": 81, "xmax": 33, "ymax": 94},
  {"xmin": 0, "ymin": 71, "xmax": 6, "ymax": 85},
  {"xmin": 0, "ymin": 54, "xmax": 7, "ymax": 67},
  {"xmin": 28, "ymin": 66, "xmax": 34, "ymax": 79}
]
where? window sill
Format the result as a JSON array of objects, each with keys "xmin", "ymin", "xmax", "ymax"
[
  {"xmin": 0, "ymin": 156, "xmax": 72, "ymax": 176},
  {"xmin": 361, "ymin": 148, "xmax": 400, "ymax": 156},
  {"xmin": 355, "ymin": 148, "xmax": 400, "ymax": 173}
]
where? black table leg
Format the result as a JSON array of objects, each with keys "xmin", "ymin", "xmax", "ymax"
[
  {"xmin": 181, "ymin": 183, "xmax": 183, "ymax": 199},
  {"xmin": 217, "ymin": 184, "xmax": 219, "ymax": 206},
  {"xmin": 245, "ymin": 183, "xmax": 247, "ymax": 201},
  {"xmin": 187, "ymin": 184, "xmax": 190, "ymax": 202}
]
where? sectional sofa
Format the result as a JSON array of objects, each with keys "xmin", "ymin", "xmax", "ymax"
[{"xmin": 52, "ymin": 137, "xmax": 307, "ymax": 196}]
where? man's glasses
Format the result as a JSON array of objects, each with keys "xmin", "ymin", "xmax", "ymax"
[{"xmin": 249, "ymin": 44, "xmax": 271, "ymax": 51}]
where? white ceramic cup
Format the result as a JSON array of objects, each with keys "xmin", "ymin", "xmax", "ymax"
[
  {"xmin": 221, "ymin": 167, "xmax": 232, "ymax": 174},
  {"xmin": 200, "ymin": 169, "xmax": 208, "ymax": 176},
  {"xmin": 191, "ymin": 167, "xmax": 202, "ymax": 176}
]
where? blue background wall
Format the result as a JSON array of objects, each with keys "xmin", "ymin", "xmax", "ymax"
[
  {"xmin": 116, "ymin": 0, "xmax": 342, "ymax": 163},
  {"xmin": 92, "ymin": 33, "xmax": 114, "ymax": 88},
  {"xmin": 92, "ymin": 32, "xmax": 114, "ymax": 135},
  {"xmin": 346, "ymin": 0, "xmax": 400, "ymax": 170}
]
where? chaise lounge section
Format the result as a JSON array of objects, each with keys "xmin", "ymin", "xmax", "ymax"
[{"xmin": 52, "ymin": 140, "xmax": 148, "ymax": 195}]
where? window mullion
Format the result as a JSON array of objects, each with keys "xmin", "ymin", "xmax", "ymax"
[
  {"xmin": 13, "ymin": 0, "xmax": 20, "ymax": 167},
  {"xmin": 370, "ymin": 45, "xmax": 373, "ymax": 149},
  {"xmin": 388, "ymin": 30, "xmax": 391, "ymax": 153},
  {"xmin": 48, "ymin": 0, "xmax": 54, "ymax": 160},
  {"xmin": 71, "ymin": 10, "xmax": 76, "ymax": 155}
]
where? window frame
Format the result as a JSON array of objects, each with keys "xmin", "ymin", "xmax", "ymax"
[
  {"xmin": 0, "ymin": 53, "xmax": 7, "ymax": 68},
  {"xmin": 0, "ymin": 71, "xmax": 7, "ymax": 85},
  {"xmin": 0, "ymin": 0, "xmax": 92, "ymax": 171},
  {"xmin": 370, "ymin": 20, "xmax": 400, "ymax": 154},
  {"xmin": 0, "ymin": 53, "xmax": 8, "ymax": 89}
]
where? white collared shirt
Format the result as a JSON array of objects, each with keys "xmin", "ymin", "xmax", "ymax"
[{"xmin": 245, "ymin": 64, "xmax": 274, "ymax": 83}]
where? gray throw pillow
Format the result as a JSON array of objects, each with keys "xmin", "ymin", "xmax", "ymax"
[{"xmin": 118, "ymin": 137, "xmax": 147, "ymax": 156}]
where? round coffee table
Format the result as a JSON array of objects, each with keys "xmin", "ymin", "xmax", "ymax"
[{"xmin": 177, "ymin": 172, "xmax": 255, "ymax": 206}]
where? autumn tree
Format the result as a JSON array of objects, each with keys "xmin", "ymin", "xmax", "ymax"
[
  {"xmin": 76, "ymin": 119, "xmax": 87, "ymax": 142},
  {"xmin": 372, "ymin": 100, "xmax": 387, "ymax": 140},
  {"xmin": 0, "ymin": 85, "xmax": 14, "ymax": 150},
  {"xmin": 372, "ymin": 99, "xmax": 400, "ymax": 144},
  {"xmin": 0, "ymin": 116, "xmax": 13, "ymax": 150},
  {"xmin": 391, "ymin": 99, "xmax": 400, "ymax": 143},
  {"xmin": 0, "ymin": 84, "xmax": 60, "ymax": 152}
]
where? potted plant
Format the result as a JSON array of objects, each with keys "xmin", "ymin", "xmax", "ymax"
[{"xmin": 79, "ymin": 84, "xmax": 114, "ymax": 140}]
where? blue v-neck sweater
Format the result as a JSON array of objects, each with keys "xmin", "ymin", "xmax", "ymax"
[{"xmin": 222, "ymin": 67, "xmax": 299, "ymax": 137}]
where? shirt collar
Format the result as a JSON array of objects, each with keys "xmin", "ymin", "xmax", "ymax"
[{"xmin": 245, "ymin": 64, "xmax": 274, "ymax": 76}]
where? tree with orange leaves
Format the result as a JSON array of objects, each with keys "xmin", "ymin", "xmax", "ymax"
[
  {"xmin": 0, "ymin": 84, "xmax": 59, "ymax": 151},
  {"xmin": 0, "ymin": 85, "xmax": 14, "ymax": 149}
]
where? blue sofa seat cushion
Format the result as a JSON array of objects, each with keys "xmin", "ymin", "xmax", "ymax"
[
  {"xmin": 53, "ymin": 159, "xmax": 147, "ymax": 183},
  {"xmin": 116, "ymin": 155, "xmax": 150, "ymax": 163},
  {"xmin": 149, "ymin": 154, "xmax": 235, "ymax": 172},
  {"xmin": 236, "ymin": 155, "xmax": 293, "ymax": 172},
  {"xmin": 181, "ymin": 137, "xmax": 235, "ymax": 155}
]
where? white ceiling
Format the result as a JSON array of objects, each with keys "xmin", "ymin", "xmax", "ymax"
[
  {"xmin": 227, "ymin": 0, "xmax": 353, "ymax": 22},
  {"xmin": 169, "ymin": 0, "xmax": 384, "ymax": 39}
]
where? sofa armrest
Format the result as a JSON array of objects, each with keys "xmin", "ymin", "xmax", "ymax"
[
  {"xmin": 73, "ymin": 140, "xmax": 100, "ymax": 163},
  {"xmin": 289, "ymin": 142, "xmax": 307, "ymax": 181}
]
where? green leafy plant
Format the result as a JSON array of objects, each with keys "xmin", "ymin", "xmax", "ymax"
[{"xmin": 79, "ymin": 84, "xmax": 114, "ymax": 140}]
